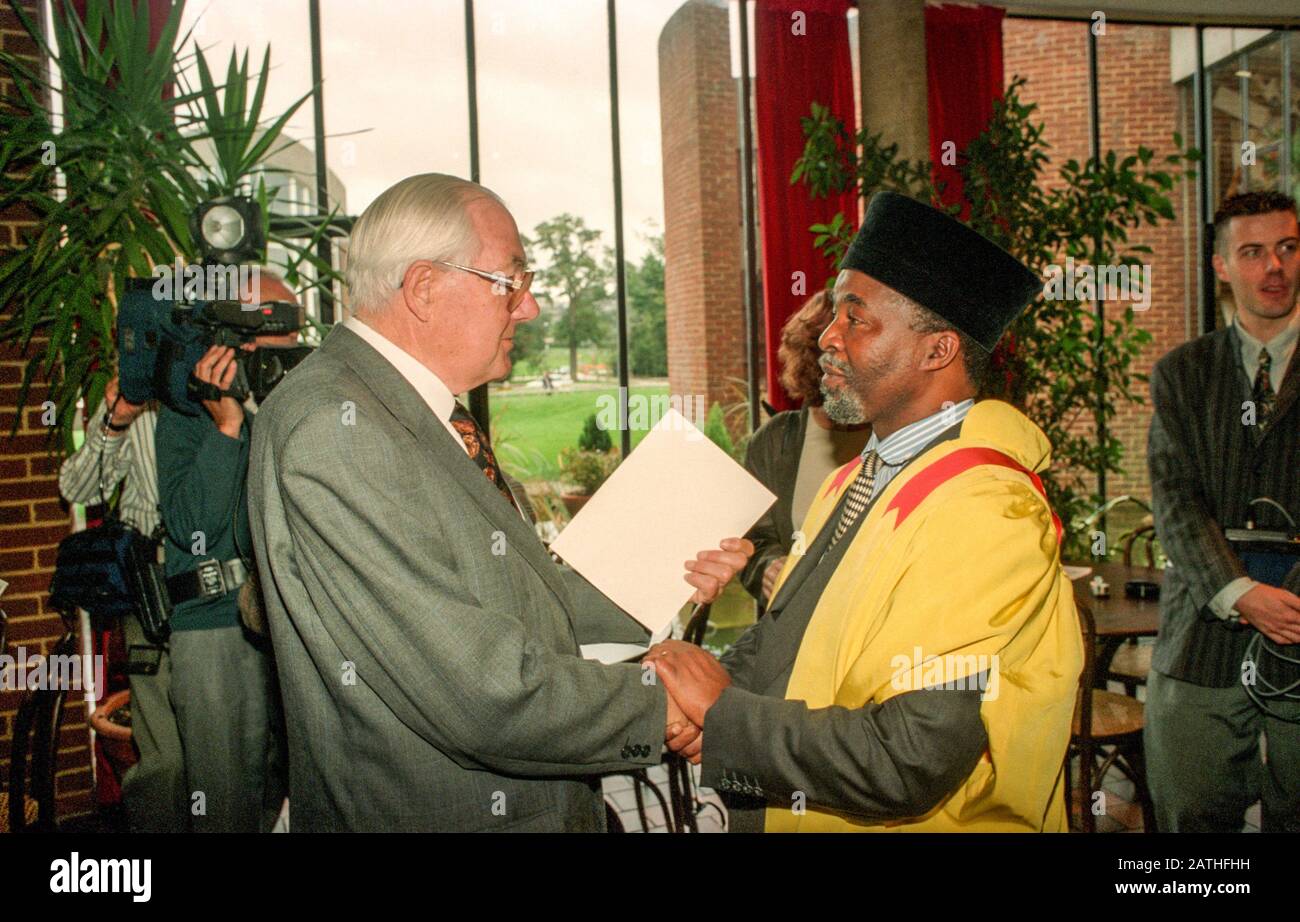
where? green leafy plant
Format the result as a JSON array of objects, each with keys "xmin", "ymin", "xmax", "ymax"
[
  {"xmin": 557, "ymin": 446, "xmax": 618, "ymax": 496},
  {"xmin": 792, "ymin": 76, "xmax": 1201, "ymax": 557},
  {"xmin": 0, "ymin": 0, "xmax": 341, "ymax": 449},
  {"xmin": 702, "ymin": 402, "xmax": 734, "ymax": 459},
  {"xmin": 577, "ymin": 411, "xmax": 612, "ymax": 453}
]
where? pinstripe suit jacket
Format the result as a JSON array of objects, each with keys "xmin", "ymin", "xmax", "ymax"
[
  {"xmin": 1147, "ymin": 323, "xmax": 1300, "ymax": 687},
  {"xmin": 247, "ymin": 325, "xmax": 666, "ymax": 831}
]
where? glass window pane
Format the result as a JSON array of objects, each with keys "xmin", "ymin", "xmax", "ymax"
[
  {"xmin": 476, "ymin": 0, "xmax": 617, "ymax": 523},
  {"xmin": 1243, "ymin": 38, "xmax": 1284, "ymax": 192},
  {"xmin": 177, "ymin": 2, "xmax": 323, "ymax": 318},
  {"xmin": 318, "ymin": 0, "xmax": 469, "ymax": 221}
]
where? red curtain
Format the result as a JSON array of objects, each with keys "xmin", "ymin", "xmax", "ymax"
[
  {"xmin": 925, "ymin": 3, "xmax": 1006, "ymax": 217},
  {"xmin": 754, "ymin": 0, "xmax": 856, "ymax": 412}
]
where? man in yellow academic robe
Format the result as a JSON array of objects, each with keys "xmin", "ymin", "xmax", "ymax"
[{"xmin": 649, "ymin": 192, "xmax": 1083, "ymax": 832}]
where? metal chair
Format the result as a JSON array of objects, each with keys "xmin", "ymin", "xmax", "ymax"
[
  {"xmin": 1106, "ymin": 512, "xmax": 1158, "ymax": 695},
  {"xmin": 1065, "ymin": 601, "xmax": 1155, "ymax": 833},
  {"xmin": 5, "ymin": 609, "xmax": 78, "ymax": 833}
]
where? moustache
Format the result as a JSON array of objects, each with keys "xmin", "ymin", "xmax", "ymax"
[{"xmin": 820, "ymin": 356, "xmax": 851, "ymax": 375}]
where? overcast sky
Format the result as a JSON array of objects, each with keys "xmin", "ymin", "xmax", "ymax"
[{"xmin": 180, "ymin": 0, "xmax": 700, "ymax": 262}]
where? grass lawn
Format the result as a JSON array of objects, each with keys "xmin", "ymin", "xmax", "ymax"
[{"xmin": 489, "ymin": 383, "xmax": 668, "ymax": 481}]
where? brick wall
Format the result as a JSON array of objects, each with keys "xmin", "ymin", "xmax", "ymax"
[
  {"xmin": 659, "ymin": 0, "xmax": 759, "ymax": 433},
  {"xmin": 1, "ymin": 0, "xmax": 96, "ymax": 822},
  {"xmin": 1003, "ymin": 18, "xmax": 1197, "ymax": 504}
]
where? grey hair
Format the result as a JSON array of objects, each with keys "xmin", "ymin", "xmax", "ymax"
[{"xmin": 345, "ymin": 173, "xmax": 504, "ymax": 312}]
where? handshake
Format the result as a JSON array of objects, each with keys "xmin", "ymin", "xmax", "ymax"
[
  {"xmin": 647, "ymin": 640, "xmax": 732, "ymax": 765},
  {"xmin": 645, "ymin": 534, "xmax": 754, "ymax": 765}
]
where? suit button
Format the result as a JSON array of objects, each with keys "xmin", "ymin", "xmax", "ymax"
[
  {"xmin": 620, "ymin": 746, "xmax": 631, "ymax": 758},
  {"xmin": 639, "ymin": 745, "xmax": 650, "ymax": 757}
]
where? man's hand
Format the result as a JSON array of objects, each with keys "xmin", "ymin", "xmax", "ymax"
[
  {"xmin": 1237, "ymin": 585, "xmax": 1300, "ymax": 645},
  {"xmin": 103, "ymin": 375, "xmax": 146, "ymax": 432},
  {"xmin": 666, "ymin": 717, "xmax": 704, "ymax": 764},
  {"xmin": 761, "ymin": 556, "xmax": 786, "ymax": 602},
  {"xmin": 646, "ymin": 640, "xmax": 731, "ymax": 731},
  {"xmin": 194, "ymin": 345, "xmax": 245, "ymax": 438},
  {"xmin": 663, "ymin": 688, "xmax": 702, "ymax": 762},
  {"xmin": 684, "ymin": 537, "xmax": 755, "ymax": 605}
]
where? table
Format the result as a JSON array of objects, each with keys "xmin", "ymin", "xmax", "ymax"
[{"xmin": 1067, "ymin": 561, "xmax": 1163, "ymax": 687}]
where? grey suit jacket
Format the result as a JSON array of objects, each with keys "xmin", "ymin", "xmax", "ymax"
[
  {"xmin": 247, "ymin": 325, "xmax": 666, "ymax": 831},
  {"xmin": 1148, "ymin": 324, "xmax": 1300, "ymax": 687}
]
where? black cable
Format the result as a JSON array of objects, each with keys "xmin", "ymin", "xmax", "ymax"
[{"xmin": 1243, "ymin": 633, "xmax": 1300, "ymax": 723}]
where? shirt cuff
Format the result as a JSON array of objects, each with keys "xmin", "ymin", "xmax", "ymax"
[{"xmin": 1208, "ymin": 577, "xmax": 1258, "ymax": 620}]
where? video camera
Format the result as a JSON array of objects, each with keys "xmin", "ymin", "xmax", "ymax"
[{"xmin": 116, "ymin": 196, "xmax": 314, "ymax": 415}]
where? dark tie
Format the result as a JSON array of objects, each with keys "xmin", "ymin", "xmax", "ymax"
[
  {"xmin": 1252, "ymin": 349, "xmax": 1276, "ymax": 431},
  {"xmin": 828, "ymin": 450, "xmax": 883, "ymax": 551},
  {"xmin": 449, "ymin": 401, "xmax": 519, "ymax": 513}
]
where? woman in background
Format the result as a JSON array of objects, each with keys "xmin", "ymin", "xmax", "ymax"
[{"xmin": 740, "ymin": 291, "xmax": 871, "ymax": 611}]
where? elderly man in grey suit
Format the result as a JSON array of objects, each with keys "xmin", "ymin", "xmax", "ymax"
[{"xmin": 247, "ymin": 173, "xmax": 750, "ymax": 831}]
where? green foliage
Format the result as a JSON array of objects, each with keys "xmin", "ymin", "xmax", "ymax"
[
  {"xmin": 702, "ymin": 402, "xmax": 734, "ymax": 458},
  {"xmin": 557, "ymin": 447, "xmax": 618, "ymax": 496},
  {"xmin": 525, "ymin": 213, "xmax": 613, "ymax": 383},
  {"xmin": 627, "ymin": 231, "xmax": 666, "ymax": 377},
  {"xmin": 577, "ymin": 412, "xmax": 612, "ymax": 453},
  {"xmin": 792, "ymin": 77, "xmax": 1201, "ymax": 557},
  {"xmin": 0, "ymin": 0, "xmax": 341, "ymax": 449}
]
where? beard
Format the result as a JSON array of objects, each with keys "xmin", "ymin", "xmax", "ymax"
[{"xmin": 819, "ymin": 354, "xmax": 871, "ymax": 425}]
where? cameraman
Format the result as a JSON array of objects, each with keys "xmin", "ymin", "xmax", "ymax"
[
  {"xmin": 155, "ymin": 272, "xmax": 296, "ymax": 832},
  {"xmin": 58, "ymin": 377, "xmax": 187, "ymax": 833}
]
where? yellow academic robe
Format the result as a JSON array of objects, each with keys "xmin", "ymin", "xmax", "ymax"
[{"xmin": 764, "ymin": 399, "xmax": 1083, "ymax": 832}]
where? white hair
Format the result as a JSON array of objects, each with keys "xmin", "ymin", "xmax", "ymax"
[{"xmin": 345, "ymin": 173, "xmax": 504, "ymax": 312}]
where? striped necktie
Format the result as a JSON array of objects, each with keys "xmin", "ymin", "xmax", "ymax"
[
  {"xmin": 829, "ymin": 450, "xmax": 883, "ymax": 550},
  {"xmin": 449, "ymin": 401, "xmax": 519, "ymax": 513}
]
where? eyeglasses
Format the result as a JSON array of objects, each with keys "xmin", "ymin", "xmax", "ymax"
[{"xmin": 436, "ymin": 260, "xmax": 535, "ymax": 307}]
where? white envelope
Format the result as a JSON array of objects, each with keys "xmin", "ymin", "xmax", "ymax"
[{"xmin": 552, "ymin": 408, "xmax": 777, "ymax": 634}]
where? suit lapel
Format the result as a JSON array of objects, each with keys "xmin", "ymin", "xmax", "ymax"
[
  {"xmin": 1267, "ymin": 340, "xmax": 1300, "ymax": 432},
  {"xmin": 319, "ymin": 326, "xmax": 572, "ymax": 609}
]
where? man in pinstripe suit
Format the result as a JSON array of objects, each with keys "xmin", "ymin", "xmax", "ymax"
[{"xmin": 1145, "ymin": 190, "xmax": 1300, "ymax": 832}]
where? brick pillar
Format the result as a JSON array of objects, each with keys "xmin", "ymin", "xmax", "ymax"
[
  {"xmin": 1, "ymin": 0, "xmax": 96, "ymax": 821},
  {"xmin": 859, "ymin": 0, "xmax": 929, "ymax": 160},
  {"xmin": 659, "ymin": 0, "xmax": 754, "ymax": 431}
]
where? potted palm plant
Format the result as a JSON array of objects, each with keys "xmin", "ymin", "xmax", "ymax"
[{"xmin": 0, "ymin": 0, "xmax": 342, "ymax": 451}]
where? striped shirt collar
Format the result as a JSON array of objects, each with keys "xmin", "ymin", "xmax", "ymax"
[{"xmin": 865, "ymin": 398, "xmax": 974, "ymax": 466}]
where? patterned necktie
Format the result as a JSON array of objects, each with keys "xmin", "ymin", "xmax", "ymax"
[
  {"xmin": 1253, "ymin": 348, "xmax": 1276, "ymax": 431},
  {"xmin": 829, "ymin": 450, "xmax": 883, "ymax": 550},
  {"xmin": 449, "ymin": 402, "xmax": 519, "ymax": 513}
]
